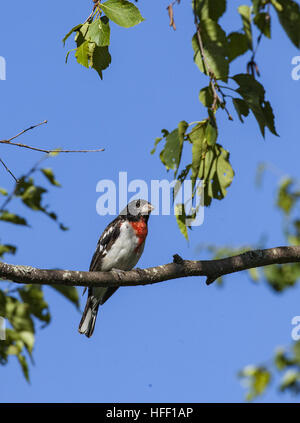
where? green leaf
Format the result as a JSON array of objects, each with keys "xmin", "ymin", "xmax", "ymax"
[
  {"xmin": 173, "ymin": 164, "xmax": 192, "ymax": 201},
  {"xmin": 206, "ymin": 112, "xmax": 218, "ymax": 146},
  {"xmin": 3, "ymin": 296, "xmax": 34, "ymax": 332},
  {"xmin": 65, "ymin": 49, "xmax": 75, "ymax": 64},
  {"xmin": 0, "ymin": 211, "xmax": 27, "ymax": 226},
  {"xmin": 263, "ymin": 262, "xmax": 300, "ymax": 292},
  {"xmin": 277, "ymin": 177, "xmax": 295, "ymax": 214},
  {"xmin": 227, "ymin": 32, "xmax": 249, "ymax": 61},
  {"xmin": 100, "ymin": 0, "xmax": 144, "ymax": 28},
  {"xmin": 21, "ymin": 185, "xmax": 47, "ymax": 211},
  {"xmin": 203, "ymin": 144, "xmax": 234, "ymax": 205},
  {"xmin": 40, "ymin": 168, "xmax": 61, "ymax": 187},
  {"xmin": 271, "ymin": 0, "xmax": 284, "ymax": 12},
  {"xmin": 17, "ymin": 353, "xmax": 30, "ymax": 382},
  {"xmin": 248, "ymin": 267, "xmax": 260, "ymax": 281},
  {"xmin": 252, "ymin": 0, "xmax": 266, "ymax": 14},
  {"xmin": 189, "ymin": 122, "xmax": 206, "ymax": 191},
  {"xmin": 50, "ymin": 285, "xmax": 80, "ymax": 309},
  {"xmin": 0, "ymin": 244, "xmax": 16, "ymax": 258},
  {"xmin": 19, "ymin": 285, "xmax": 51, "ymax": 325},
  {"xmin": 232, "ymin": 73, "xmax": 278, "ymax": 137},
  {"xmin": 216, "ymin": 146, "xmax": 234, "ymax": 197},
  {"xmin": 194, "ymin": 0, "xmax": 226, "ymax": 21},
  {"xmin": 160, "ymin": 129, "xmax": 182, "ymax": 174},
  {"xmin": 18, "ymin": 331, "xmax": 35, "ymax": 354},
  {"xmin": 273, "ymin": 0, "xmax": 300, "ymax": 48},
  {"xmin": 280, "ymin": 370, "xmax": 300, "ymax": 393},
  {"xmin": 238, "ymin": 5, "xmax": 253, "ymax": 50},
  {"xmin": 75, "ymin": 22, "xmax": 90, "ymax": 48},
  {"xmin": 199, "ymin": 86, "xmax": 214, "ymax": 108},
  {"xmin": 62, "ymin": 24, "xmax": 83, "ymax": 46},
  {"xmin": 254, "ymin": 12, "xmax": 271, "ymax": 38},
  {"xmin": 262, "ymin": 100, "xmax": 278, "ymax": 135},
  {"xmin": 232, "ymin": 97, "xmax": 250, "ymax": 122},
  {"xmin": 175, "ymin": 204, "xmax": 188, "ymax": 240},
  {"xmin": 175, "ymin": 121, "xmax": 189, "ymax": 178},
  {"xmin": 275, "ymin": 348, "xmax": 293, "ymax": 370},
  {"xmin": 206, "ymin": 121, "xmax": 217, "ymax": 146},
  {"xmin": 90, "ymin": 45, "xmax": 112, "ymax": 79},
  {"xmin": 0, "ymin": 188, "xmax": 8, "ymax": 196},
  {"xmin": 293, "ymin": 341, "xmax": 300, "ymax": 363},
  {"xmin": 86, "ymin": 17, "xmax": 111, "ymax": 47},
  {"xmin": 151, "ymin": 137, "xmax": 163, "ymax": 155},
  {"xmin": 192, "ymin": 19, "xmax": 229, "ymax": 81},
  {"xmin": 75, "ymin": 40, "xmax": 91, "ymax": 68},
  {"xmin": 239, "ymin": 365, "xmax": 271, "ymax": 401}
]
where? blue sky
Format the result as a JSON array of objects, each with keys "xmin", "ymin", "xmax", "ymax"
[{"xmin": 1, "ymin": 0, "xmax": 300, "ymax": 403}]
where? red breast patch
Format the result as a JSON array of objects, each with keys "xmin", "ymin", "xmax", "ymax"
[{"xmin": 130, "ymin": 218, "xmax": 148, "ymax": 250}]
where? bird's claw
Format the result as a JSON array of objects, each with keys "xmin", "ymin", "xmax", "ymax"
[{"xmin": 111, "ymin": 268, "xmax": 126, "ymax": 280}]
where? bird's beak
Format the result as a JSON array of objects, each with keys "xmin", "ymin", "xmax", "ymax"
[{"xmin": 141, "ymin": 203, "xmax": 154, "ymax": 214}]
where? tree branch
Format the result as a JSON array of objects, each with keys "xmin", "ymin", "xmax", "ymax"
[
  {"xmin": 1, "ymin": 246, "xmax": 300, "ymax": 289},
  {"xmin": 0, "ymin": 157, "xmax": 19, "ymax": 183},
  {"xmin": 0, "ymin": 120, "xmax": 105, "ymax": 182},
  {"xmin": 0, "ymin": 120, "xmax": 104, "ymax": 153}
]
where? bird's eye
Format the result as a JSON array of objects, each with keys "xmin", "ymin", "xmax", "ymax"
[{"xmin": 136, "ymin": 199, "xmax": 140, "ymax": 208}]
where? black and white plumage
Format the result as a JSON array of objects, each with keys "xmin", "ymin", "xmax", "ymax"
[{"xmin": 78, "ymin": 199, "xmax": 154, "ymax": 338}]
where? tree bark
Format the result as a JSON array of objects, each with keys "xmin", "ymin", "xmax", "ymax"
[{"xmin": 1, "ymin": 246, "xmax": 300, "ymax": 288}]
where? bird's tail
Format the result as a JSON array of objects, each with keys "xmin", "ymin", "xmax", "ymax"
[{"xmin": 78, "ymin": 295, "xmax": 100, "ymax": 338}]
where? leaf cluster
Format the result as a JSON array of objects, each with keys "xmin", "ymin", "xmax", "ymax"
[
  {"xmin": 152, "ymin": 0, "xmax": 300, "ymax": 238},
  {"xmin": 63, "ymin": 0, "xmax": 144, "ymax": 78},
  {"xmin": 0, "ymin": 157, "xmax": 78, "ymax": 381}
]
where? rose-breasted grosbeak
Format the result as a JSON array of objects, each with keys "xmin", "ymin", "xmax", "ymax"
[{"xmin": 78, "ymin": 199, "xmax": 154, "ymax": 337}]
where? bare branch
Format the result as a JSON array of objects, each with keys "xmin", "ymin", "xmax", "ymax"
[
  {"xmin": 5, "ymin": 120, "xmax": 48, "ymax": 143},
  {"xmin": 0, "ymin": 120, "xmax": 104, "ymax": 153},
  {"xmin": 1, "ymin": 246, "xmax": 300, "ymax": 289},
  {"xmin": 0, "ymin": 142, "xmax": 105, "ymax": 154},
  {"xmin": 0, "ymin": 157, "xmax": 19, "ymax": 183}
]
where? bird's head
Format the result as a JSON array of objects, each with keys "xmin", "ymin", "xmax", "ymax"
[{"xmin": 120, "ymin": 199, "xmax": 154, "ymax": 222}]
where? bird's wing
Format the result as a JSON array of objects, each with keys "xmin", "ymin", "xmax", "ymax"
[
  {"xmin": 85, "ymin": 217, "xmax": 122, "ymax": 304},
  {"xmin": 89, "ymin": 216, "xmax": 121, "ymax": 271}
]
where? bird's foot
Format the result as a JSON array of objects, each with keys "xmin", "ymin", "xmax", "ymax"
[{"xmin": 111, "ymin": 268, "xmax": 127, "ymax": 280}]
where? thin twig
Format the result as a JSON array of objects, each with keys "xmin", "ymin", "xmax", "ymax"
[
  {"xmin": 0, "ymin": 120, "xmax": 104, "ymax": 153},
  {"xmin": 0, "ymin": 120, "xmax": 104, "ymax": 183},
  {"xmin": 84, "ymin": 1, "xmax": 98, "ymax": 24},
  {"xmin": 247, "ymin": 4, "xmax": 270, "ymax": 77},
  {"xmin": 5, "ymin": 120, "xmax": 48, "ymax": 143},
  {"xmin": 0, "ymin": 157, "xmax": 19, "ymax": 183},
  {"xmin": 0, "ymin": 154, "xmax": 49, "ymax": 213},
  {"xmin": 216, "ymin": 86, "xmax": 234, "ymax": 121},
  {"xmin": 0, "ymin": 120, "xmax": 104, "ymax": 156},
  {"xmin": 0, "ymin": 141, "xmax": 104, "ymax": 153}
]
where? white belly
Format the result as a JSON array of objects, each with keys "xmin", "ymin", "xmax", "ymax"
[{"xmin": 101, "ymin": 221, "xmax": 144, "ymax": 271}]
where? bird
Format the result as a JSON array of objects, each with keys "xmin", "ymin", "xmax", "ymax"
[{"xmin": 78, "ymin": 199, "xmax": 154, "ymax": 337}]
